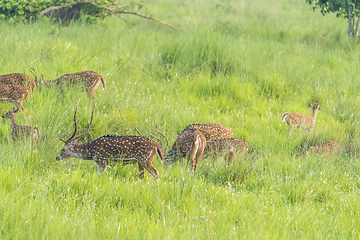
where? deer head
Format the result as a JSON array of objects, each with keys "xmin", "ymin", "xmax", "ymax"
[{"xmin": 56, "ymin": 99, "xmax": 95, "ymax": 161}]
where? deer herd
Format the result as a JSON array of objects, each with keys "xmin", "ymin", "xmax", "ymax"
[{"xmin": 0, "ymin": 67, "xmax": 343, "ymax": 180}]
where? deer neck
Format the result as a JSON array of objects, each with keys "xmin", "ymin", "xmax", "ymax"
[
  {"xmin": 312, "ymin": 109, "xmax": 318, "ymax": 119},
  {"xmin": 72, "ymin": 141, "xmax": 93, "ymax": 160},
  {"xmin": 8, "ymin": 116, "xmax": 18, "ymax": 134},
  {"xmin": 41, "ymin": 79, "xmax": 54, "ymax": 86}
]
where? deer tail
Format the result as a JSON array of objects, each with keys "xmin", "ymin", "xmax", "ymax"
[
  {"xmin": 100, "ymin": 75, "xmax": 106, "ymax": 90},
  {"xmin": 156, "ymin": 144, "xmax": 164, "ymax": 164},
  {"xmin": 282, "ymin": 112, "xmax": 289, "ymax": 122}
]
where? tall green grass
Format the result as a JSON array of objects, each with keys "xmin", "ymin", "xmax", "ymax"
[{"xmin": 1, "ymin": 0, "xmax": 360, "ymax": 238}]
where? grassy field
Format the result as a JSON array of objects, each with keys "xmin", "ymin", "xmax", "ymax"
[{"xmin": 1, "ymin": 0, "xmax": 360, "ymax": 238}]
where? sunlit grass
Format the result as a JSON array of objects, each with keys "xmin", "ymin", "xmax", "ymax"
[{"xmin": 0, "ymin": 0, "xmax": 360, "ymax": 238}]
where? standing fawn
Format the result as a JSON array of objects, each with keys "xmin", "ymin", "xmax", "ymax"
[
  {"xmin": 282, "ymin": 103, "xmax": 319, "ymax": 135},
  {"xmin": 0, "ymin": 66, "xmax": 37, "ymax": 92},
  {"xmin": 2, "ymin": 108, "xmax": 40, "ymax": 146},
  {"xmin": 304, "ymin": 141, "xmax": 342, "ymax": 157},
  {"xmin": 202, "ymin": 138, "xmax": 249, "ymax": 165},
  {"xmin": 40, "ymin": 71, "xmax": 105, "ymax": 99},
  {"xmin": 164, "ymin": 129, "xmax": 206, "ymax": 173},
  {"xmin": 0, "ymin": 84, "xmax": 30, "ymax": 111},
  {"xmin": 184, "ymin": 123, "xmax": 233, "ymax": 142},
  {"xmin": 56, "ymin": 101, "xmax": 163, "ymax": 180}
]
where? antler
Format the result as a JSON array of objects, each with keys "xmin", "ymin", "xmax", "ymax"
[
  {"xmin": 59, "ymin": 99, "xmax": 81, "ymax": 143},
  {"xmin": 135, "ymin": 128, "xmax": 143, "ymax": 136},
  {"xmin": 71, "ymin": 100, "xmax": 95, "ymax": 142},
  {"xmin": 27, "ymin": 66, "xmax": 37, "ymax": 84},
  {"xmin": 155, "ymin": 128, "xmax": 169, "ymax": 150}
]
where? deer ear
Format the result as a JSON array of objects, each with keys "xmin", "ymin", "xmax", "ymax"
[{"xmin": 308, "ymin": 103, "xmax": 313, "ymax": 108}]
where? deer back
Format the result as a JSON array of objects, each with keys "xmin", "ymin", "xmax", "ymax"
[
  {"xmin": 184, "ymin": 123, "xmax": 233, "ymax": 141},
  {"xmin": 307, "ymin": 141, "xmax": 342, "ymax": 157},
  {"xmin": 203, "ymin": 138, "xmax": 249, "ymax": 157},
  {"xmin": 0, "ymin": 73, "xmax": 36, "ymax": 91},
  {"xmin": 55, "ymin": 71, "xmax": 105, "ymax": 88}
]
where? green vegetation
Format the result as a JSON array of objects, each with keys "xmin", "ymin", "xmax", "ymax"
[{"xmin": 1, "ymin": 0, "xmax": 360, "ymax": 238}]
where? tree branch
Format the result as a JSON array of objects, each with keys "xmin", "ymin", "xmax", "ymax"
[
  {"xmin": 116, "ymin": 11, "xmax": 181, "ymax": 30},
  {"xmin": 39, "ymin": 1, "xmax": 180, "ymax": 30}
]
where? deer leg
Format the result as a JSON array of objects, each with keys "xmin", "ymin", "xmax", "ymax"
[
  {"xmin": 193, "ymin": 150, "xmax": 204, "ymax": 173},
  {"xmin": 229, "ymin": 150, "xmax": 236, "ymax": 165},
  {"xmin": 14, "ymin": 101, "xmax": 24, "ymax": 111},
  {"xmin": 138, "ymin": 163, "xmax": 145, "ymax": 179},
  {"xmin": 144, "ymin": 161, "xmax": 159, "ymax": 180},
  {"xmin": 289, "ymin": 125, "xmax": 297, "ymax": 135},
  {"xmin": 96, "ymin": 161, "xmax": 107, "ymax": 176}
]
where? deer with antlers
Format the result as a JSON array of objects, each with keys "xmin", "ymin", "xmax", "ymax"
[
  {"xmin": 183, "ymin": 123, "xmax": 233, "ymax": 142},
  {"xmin": 202, "ymin": 138, "xmax": 249, "ymax": 165},
  {"xmin": 40, "ymin": 71, "xmax": 105, "ymax": 99},
  {"xmin": 282, "ymin": 103, "xmax": 320, "ymax": 135},
  {"xmin": 2, "ymin": 108, "xmax": 40, "ymax": 146},
  {"xmin": 0, "ymin": 66, "xmax": 37, "ymax": 92},
  {"xmin": 164, "ymin": 129, "xmax": 206, "ymax": 173},
  {"xmin": 56, "ymin": 100, "xmax": 163, "ymax": 180},
  {"xmin": 304, "ymin": 141, "xmax": 342, "ymax": 157},
  {"xmin": 0, "ymin": 84, "xmax": 30, "ymax": 111}
]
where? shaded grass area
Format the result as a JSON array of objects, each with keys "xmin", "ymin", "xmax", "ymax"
[{"xmin": 1, "ymin": 0, "xmax": 360, "ymax": 238}]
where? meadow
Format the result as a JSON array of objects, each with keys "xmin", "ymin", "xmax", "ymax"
[{"xmin": 1, "ymin": 0, "xmax": 360, "ymax": 238}]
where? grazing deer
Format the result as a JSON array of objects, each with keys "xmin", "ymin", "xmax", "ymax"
[
  {"xmin": 282, "ymin": 103, "xmax": 319, "ymax": 135},
  {"xmin": 202, "ymin": 138, "xmax": 249, "ymax": 165},
  {"xmin": 2, "ymin": 108, "xmax": 40, "ymax": 146},
  {"xmin": 164, "ymin": 129, "xmax": 206, "ymax": 173},
  {"xmin": 56, "ymin": 101, "xmax": 163, "ymax": 180},
  {"xmin": 184, "ymin": 123, "xmax": 233, "ymax": 142},
  {"xmin": 304, "ymin": 141, "xmax": 342, "ymax": 157},
  {"xmin": 40, "ymin": 71, "xmax": 105, "ymax": 99},
  {"xmin": 0, "ymin": 84, "xmax": 30, "ymax": 111},
  {"xmin": 0, "ymin": 66, "xmax": 37, "ymax": 92}
]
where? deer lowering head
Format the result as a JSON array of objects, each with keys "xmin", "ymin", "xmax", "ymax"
[
  {"xmin": 164, "ymin": 129, "xmax": 206, "ymax": 173},
  {"xmin": 282, "ymin": 103, "xmax": 320, "ymax": 135},
  {"xmin": 184, "ymin": 123, "xmax": 233, "ymax": 142},
  {"xmin": 0, "ymin": 66, "xmax": 37, "ymax": 92},
  {"xmin": 56, "ymin": 100, "xmax": 163, "ymax": 180},
  {"xmin": 202, "ymin": 138, "xmax": 249, "ymax": 165},
  {"xmin": 304, "ymin": 141, "xmax": 342, "ymax": 157},
  {"xmin": 40, "ymin": 71, "xmax": 105, "ymax": 99},
  {"xmin": 2, "ymin": 107, "xmax": 40, "ymax": 146},
  {"xmin": 0, "ymin": 84, "xmax": 30, "ymax": 111}
]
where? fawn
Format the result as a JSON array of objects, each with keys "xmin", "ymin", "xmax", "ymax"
[
  {"xmin": 2, "ymin": 108, "xmax": 40, "ymax": 146},
  {"xmin": 282, "ymin": 103, "xmax": 319, "ymax": 135},
  {"xmin": 304, "ymin": 141, "xmax": 342, "ymax": 157}
]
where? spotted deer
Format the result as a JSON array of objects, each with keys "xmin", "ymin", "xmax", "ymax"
[
  {"xmin": 0, "ymin": 84, "xmax": 30, "ymax": 111},
  {"xmin": 2, "ymin": 108, "xmax": 40, "ymax": 146},
  {"xmin": 56, "ymin": 100, "xmax": 163, "ymax": 180},
  {"xmin": 184, "ymin": 123, "xmax": 233, "ymax": 142},
  {"xmin": 0, "ymin": 66, "xmax": 37, "ymax": 92},
  {"xmin": 40, "ymin": 71, "xmax": 105, "ymax": 99},
  {"xmin": 164, "ymin": 129, "xmax": 206, "ymax": 173},
  {"xmin": 282, "ymin": 103, "xmax": 319, "ymax": 135},
  {"xmin": 304, "ymin": 141, "xmax": 342, "ymax": 157},
  {"xmin": 202, "ymin": 138, "xmax": 249, "ymax": 165}
]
